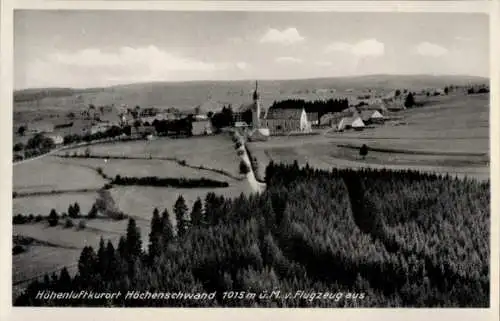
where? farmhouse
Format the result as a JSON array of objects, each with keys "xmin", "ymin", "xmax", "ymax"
[
  {"xmin": 360, "ymin": 110, "xmax": 384, "ymax": 124},
  {"xmin": 47, "ymin": 134, "xmax": 64, "ymax": 145},
  {"xmin": 27, "ymin": 122, "xmax": 54, "ymax": 134},
  {"xmin": 91, "ymin": 123, "xmax": 113, "ymax": 135},
  {"xmin": 337, "ymin": 116, "xmax": 365, "ymax": 131},
  {"xmin": 261, "ymin": 107, "xmax": 310, "ymax": 135},
  {"xmin": 139, "ymin": 107, "xmax": 159, "ymax": 117},
  {"xmin": 192, "ymin": 119, "xmax": 213, "ymax": 136},
  {"xmin": 132, "ymin": 125, "xmax": 156, "ymax": 137}
]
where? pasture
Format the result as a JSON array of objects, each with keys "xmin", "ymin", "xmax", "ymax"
[
  {"xmin": 54, "ymin": 157, "xmax": 235, "ymax": 182},
  {"xmin": 13, "ymin": 156, "xmax": 107, "ymax": 194},
  {"xmin": 248, "ymin": 93, "xmax": 489, "ymax": 181},
  {"xmin": 12, "ymin": 133, "xmax": 253, "ymax": 290},
  {"xmin": 13, "ymin": 192, "xmax": 98, "ymax": 217},
  {"xmin": 61, "ymin": 134, "xmax": 243, "ymax": 177}
]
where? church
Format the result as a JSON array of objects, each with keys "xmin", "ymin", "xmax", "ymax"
[{"xmin": 237, "ymin": 81, "xmax": 311, "ymax": 138}]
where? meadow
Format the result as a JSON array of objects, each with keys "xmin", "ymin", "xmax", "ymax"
[
  {"xmin": 248, "ymin": 93, "xmax": 489, "ymax": 182},
  {"xmin": 13, "ymin": 156, "xmax": 107, "ymax": 194},
  {"xmin": 61, "ymin": 135, "xmax": 243, "ymax": 178},
  {"xmin": 12, "ymin": 134, "xmax": 252, "ymax": 290}
]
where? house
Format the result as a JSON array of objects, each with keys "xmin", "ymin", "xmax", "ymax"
[
  {"xmin": 261, "ymin": 107, "xmax": 310, "ymax": 135},
  {"xmin": 337, "ymin": 116, "xmax": 365, "ymax": 131},
  {"xmin": 47, "ymin": 134, "xmax": 64, "ymax": 145},
  {"xmin": 360, "ymin": 110, "xmax": 384, "ymax": 124},
  {"xmin": 90, "ymin": 123, "xmax": 113, "ymax": 135},
  {"xmin": 321, "ymin": 110, "xmax": 357, "ymax": 127},
  {"xmin": 139, "ymin": 107, "xmax": 159, "ymax": 117},
  {"xmin": 27, "ymin": 122, "xmax": 54, "ymax": 134},
  {"xmin": 192, "ymin": 119, "xmax": 213, "ymax": 136},
  {"xmin": 132, "ymin": 126, "xmax": 156, "ymax": 137},
  {"xmin": 306, "ymin": 112, "xmax": 320, "ymax": 126}
]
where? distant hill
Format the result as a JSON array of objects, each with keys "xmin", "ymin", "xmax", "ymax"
[{"xmin": 14, "ymin": 74, "xmax": 488, "ymax": 113}]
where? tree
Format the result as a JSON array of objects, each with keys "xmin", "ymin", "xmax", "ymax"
[
  {"xmin": 148, "ymin": 208, "xmax": 162, "ymax": 260},
  {"xmin": 161, "ymin": 209, "xmax": 175, "ymax": 245},
  {"xmin": 126, "ymin": 218, "xmax": 142, "ymax": 259},
  {"xmin": 78, "ymin": 246, "xmax": 97, "ymax": 285},
  {"xmin": 190, "ymin": 197, "xmax": 204, "ymax": 227},
  {"xmin": 13, "ymin": 143, "xmax": 24, "ymax": 152},
  {"xmin": 17, "ymin": 126, "xmax": 26, "ymax": 136},
  {"xmin": 395, "ymin": 89, "xmax": 401, "ymax": 97},
  {"xmin": 74, "ymin": 202, "xmax": 80, "ymax": 216},
  {"xmin": 48, "ymin": 209, "xmax": 59, "ymax": 227},
  {"xmin": 444, "ymin": 87, "xmax": 449, "ymax": 95},
  {"xmin": 97, "ymin": 237, "xmax": 108, "ymax": 278},
  {"xmin": 87, "ymin": 203, "xmax": 98, "ymax": 219},
  {"xmin": 359, "ymin": 144, "xmax": 369, "ymax": 160},
  {"xmin": 239, "ymin": 160, "xmax": 250, "ymax": 175},
  {"xmin": 404, "ymin": 92, "xmax": 415, "ymax": 108},
  {"xmin": 174, "ymin": 195, "xmax": 189, "ymax": 238}
]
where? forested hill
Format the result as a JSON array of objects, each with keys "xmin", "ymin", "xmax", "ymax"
[{"xmin": 15, "ymin": 162, "xmax": 489, "ymax": 307}]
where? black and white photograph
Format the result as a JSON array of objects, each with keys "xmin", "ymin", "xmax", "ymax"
[{"xmin": 5, "ymin": 1, "xmax": 496, "ymax": 313}]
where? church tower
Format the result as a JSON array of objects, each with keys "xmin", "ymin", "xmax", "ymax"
[{"xmin": 252, "ymin": 81, "xmax": 261, "ymax": 128}]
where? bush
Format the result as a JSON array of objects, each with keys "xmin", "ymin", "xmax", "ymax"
[
  {"xmin": 64, "ymin": 219, "xmax": 74, "ymax": 228},
  {"xmin": 13, "ymin": 214, "xmax": 27, "ymax": 225},
  {"xmin": 359, "ymin": 144, "xmax": 369, "ymax": 159},
  {"xmin": 13, "ymin": 245, "xmax": 27, "ymax": 255},
  {"xmin": 35, "ymin": 215, "xmax": 43, "ymax": 222},
  {"xmin": 239, "ymin": 160, "xmax": 250, "ymax": 175},
  {"xmin": 48, "ymin": 209, "xmax": 59, "ymax": 227},
  {"xmin": 13, "ymin": 143, "xmax": 24, "ymax": 152}
]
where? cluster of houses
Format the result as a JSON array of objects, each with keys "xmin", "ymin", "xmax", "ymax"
[{"xmin": 230, "ymin": 81, "xmax": 389, "ymax": 138}]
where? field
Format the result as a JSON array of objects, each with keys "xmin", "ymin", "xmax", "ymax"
[
  {"xmin": 54, "ymin": 157, "xmax": 237, "ymax": 182},
  {"xmin": 12, "ymin": 133, "xmax": 253, "ymax": 290},
  {"xmin": 248, "ymin": 93, "xmax": 489, "ymax": 182},
  {"xmin": 13, "ymin": 192, "xmax": 98, "ymax": 216},
  {"xmin": 13, "ymin": 156, "xmax": 107, "ymax": 194},
  {"xmin": 61, "ymin": 135, "xmax": 243, "ymax": 177}
]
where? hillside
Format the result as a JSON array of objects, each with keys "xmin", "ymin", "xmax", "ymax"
[{"xmin": 14, "ymin": 74, "xmax": 488, "ymax": 114}]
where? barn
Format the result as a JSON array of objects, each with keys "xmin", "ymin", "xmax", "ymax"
[
  {"xmin": 261, "ymin": 107, "xmax": 310, "ymax": 135},
  {"xmin": 360, "ymin": 110, "xmax": 384, "ymax": 124},
  {"xmin": 337, "ymin": 116, "xmax": 365, "ymax": 131}
]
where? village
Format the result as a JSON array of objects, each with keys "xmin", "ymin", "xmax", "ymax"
[{"xmin": 14, "ymin": 80, "xmax": 481, "ymax": 162}]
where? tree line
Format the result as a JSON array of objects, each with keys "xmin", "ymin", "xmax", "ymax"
[
  {"xmin": 111, "ymin": 175, "xmax": 229, "ymax": 188},
  {"xmin": 269, "ymin": 98, "xmax": 350, "ymax": 120},
  {"xmin": 14, "ymin": 163, "xmax": 489, "ymax": 307}
]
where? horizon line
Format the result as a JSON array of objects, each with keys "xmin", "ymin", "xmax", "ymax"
[{"xmin": 14, "ymin": 73, "xmax": 490, "ymax": 92}]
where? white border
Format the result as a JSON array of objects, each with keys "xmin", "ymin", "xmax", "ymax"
[{"xmin": 1, "ymin": 1, "xmax": 498, "ymax": 321}]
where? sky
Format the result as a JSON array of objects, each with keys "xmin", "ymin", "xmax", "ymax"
[{"xmin": 14, "ymin": 10, "xmax": 489, "ymax": 90}]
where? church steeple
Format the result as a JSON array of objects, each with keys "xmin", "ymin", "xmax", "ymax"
[
  {"xmin": 253, "ymin": 80, "xmax": 259, "ymax": 101},
  {"xmin": 252, "ymin": 80, "xmax": 261, "ymax": 129}
]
